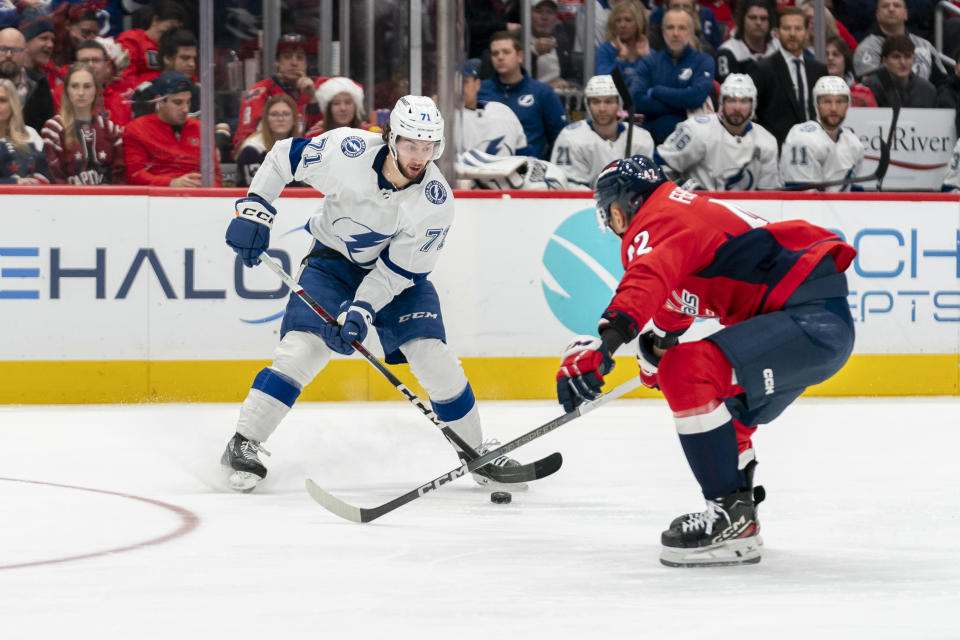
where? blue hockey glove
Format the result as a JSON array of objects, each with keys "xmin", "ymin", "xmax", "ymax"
[
  {"xmin": 556, "ymin": 335, "xmax": 615, "ymax": 413},
  {"xmin": 319, "ymin": 301, "xmax": 375, "ymax": 355},
  {"xmin": 226, "ymin": 195, "xmax": 276, "ymax": 267}
]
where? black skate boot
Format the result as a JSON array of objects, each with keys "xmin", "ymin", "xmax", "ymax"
[
  {"xmin": 669, "ymin": 459, "xmax": 765, "ymax": 531},
  {"xmin": 221, "ymin": 432, "xmax": 270, "ymax": 493},
  {"xmin": 660, "ymin": 489, "xmax": 762, "ymax": 567},
  {"xmin": 471, "ymin": 439, "xmax": 528, "ymax": 491}
]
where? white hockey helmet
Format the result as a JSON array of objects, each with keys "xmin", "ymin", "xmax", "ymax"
[
  {"xmin": 812, "ymin": 75, "xmax": 851, "ymax": 102},
  {"xmin": 389, "ymin": 95, "xmax": 445, "ymax": 161},
  {"xmin": 719, "ymin": 73, "xmax": 757, "ymax": 117},
  {"xmin": 584, "ymin": 74, "xmax": 620, "ymax": 101}
]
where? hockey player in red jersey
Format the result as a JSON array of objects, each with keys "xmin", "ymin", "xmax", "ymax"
[{"xmin": 556, "ymin": 156, "xmax": 856, "ymax": 567}]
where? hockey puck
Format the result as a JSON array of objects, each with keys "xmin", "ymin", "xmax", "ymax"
[{"xmin": 490, "ymin": 491, "xmax": 512, "ymax": 504}]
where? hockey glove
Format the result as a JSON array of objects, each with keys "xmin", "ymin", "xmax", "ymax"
[
  {"xmin": 637, "ymin": 329, "xmax": 682, "ymax": 390},
  {"xmin": 556, "ymin": 335, "xmax": 615, "ymax": 413},
  {"xmin": 226, "ymin": 195, "xmax": 276, "ymax": 267},
  {"xmin": 319, "ymin": 301, "xmax": 375, "ymax": 355}
]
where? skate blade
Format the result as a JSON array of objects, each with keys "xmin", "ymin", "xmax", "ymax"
[
  {"xmin": 225, "ymin": 469, "xmax": 262, "ymax": 493},
  {"xmin": 471, "ymin": 474, "xmax": 528, "ymax": 492},
  {"xmin": 660, "ymin": 536, "xmax": 763, "ymax": 568}
]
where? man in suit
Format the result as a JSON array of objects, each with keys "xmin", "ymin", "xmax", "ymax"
[{"xmin": 749, "ymin": 6, "xmax": 827, "ymax": 146}]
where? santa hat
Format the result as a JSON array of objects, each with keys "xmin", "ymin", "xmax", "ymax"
[{"xmin": 315, "ymin": 76, "xmax": 365, "ymax": 116}]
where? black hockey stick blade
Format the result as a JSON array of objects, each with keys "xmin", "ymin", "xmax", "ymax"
[
  {"xmin": 610, "ymin": 66, "xmax": 635, "ymax": 157},
  {"xmin": 305, "ymin": 377, "xmax": 644, "ymax": 523}
]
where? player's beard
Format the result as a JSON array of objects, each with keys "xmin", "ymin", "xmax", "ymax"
[
  {"xmin": 820, "ymin": 112, "xmax": 843, "ymax": 129},
  {"xmin": 398, "ymin": 158, "xmax": 426, "ymax": 180},
  {"xmin": 722, "ymin": 110, "xmax": 748, "ymax": 127}
]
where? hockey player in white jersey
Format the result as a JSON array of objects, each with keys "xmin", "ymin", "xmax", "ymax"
[
  {"xmin": 549, "ymin": 74, "xmax": 653, "ymax": 189},
  {"xmin": 460, "ymin": 58, "xmax": 527, "ymax": 157},
  {"xmin": 221, "ymin": 95, "xmax": 523, "ymax": 492},
  {"xmin": 653, "ymin": 73, "xmax": 781, "ymax": 191},
  {"xmin": 941, "ymin": 138, "xmax": 960, "ymax": 192},
  {"xmin": 781, "ymin": 76, "xmax": 865, "ymax": 192}
]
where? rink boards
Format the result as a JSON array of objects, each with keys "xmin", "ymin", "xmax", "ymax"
[{"xmin": 0, "ymin": 187, "xmax": 957, "ymax": 402}]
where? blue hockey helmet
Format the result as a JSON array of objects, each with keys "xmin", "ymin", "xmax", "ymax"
[{"xmin": 594, "ymin": 155, "xmax": 666, "ymax": 232}]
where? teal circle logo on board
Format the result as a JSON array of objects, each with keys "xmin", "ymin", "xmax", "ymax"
[{"xmin": 541, "ymin": 208, "xmax": 624, "ymax": 335}]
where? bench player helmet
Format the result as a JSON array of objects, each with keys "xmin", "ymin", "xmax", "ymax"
[
  {"xmin": 594, "ymin": 155, "xmax": 666, "ymax": 232},
  {"xmin": 719, "ymin": 73, "xmax": 757, "ymax": 119},
  {"xmin": 812, "ymin": 75, "xmax": 851, "ymax": 102},
  {"xmin": 584, "ymin": 74, "xmax": 619, "ymax": 101},
  {"xmin": 389, "ymin": 95, "xmax": 445, "ymax": 161}
]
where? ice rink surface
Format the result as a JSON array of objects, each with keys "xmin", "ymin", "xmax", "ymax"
[{"xmin": 1, "ymin": 397, "xmax": 958, "ymax": 639}]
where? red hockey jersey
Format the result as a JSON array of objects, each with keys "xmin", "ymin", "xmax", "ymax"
[
  {"xmin": 606, "ymin": 182, "xmax": 856, "ymax": 334},
  {"xmin": 122, "ymin": 113, "xmax": 221, "ymax": 186},
  {"xmin": 233, "ymin": 76, "xmax": 322, "ymax": 151}
]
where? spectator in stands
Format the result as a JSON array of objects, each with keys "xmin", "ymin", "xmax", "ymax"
[
  {"xmin": 716, "ymin": 0, "xmax": 778, "ymax": 83},
  {"xmin": 304, "ymin": 76, "xmax": 370, "ymax": 137},
  {"xmin": 595, "ymin": 0, "xmax": 649, "ymax": 79},
  {"xmin": 116, "ymin": 0, "xmax": 185, "ymax": 90},
  {"xmin": 650, "ymin": 0, "xmax": 721, "ymax": 55},
  {"xmin": 0, "ymin": 27, "xmax": 54, "ymax": 133},
  {"xmin": 655, "ymin": 73, "xmax": 781, "ymax": 190},
  {"xmin": 528, "ymin": 0, "xmax": 581, "ymax": 89},
  {"xmin": 460, "ymin": 57, "xmax": 527, "ymax": 156},
  {"xmin": 781, "ymin": 75, "xmax": 866, "ymax": 191},
  {"xmin": 800, "ymin": 2, "xmax": 858, "ymax": 53},
  {"xmin": 55, "ymin": 39, "xmax": 132, "ymax": 126},
  {"xmin": 0, "ymin": 77, "xmax": 48, "ymax": 183},
  {"xmin": 122, "ymin": 71, "xmax": 221, "ymax": 187},
  {"xmin": 550, "ymin": 74, "xmax": 653, "ymax": 189},
  {"xmin": 862, "ymin": 34, "xmax": 937, "ymax": 107},
  {"xmin": 824, "ymin": 35, "xmax": 878, "ymax": 106},
  {"xmin": 20, "ymin": 15, "xmax": 60, "ymax": 91},
  {"xmin": 233, "ymin": 33, "xmax": 321, "ymax": 153},
  {"xmin": 51, "ymin": 2, "xmax": 100, "ymax": 67},
  {"xmin": 749, "ymin": 7, "xmax": 828, "ymax": 146},
  {"xmin": 130, "ymin": 29, "xmax": 198, "ymax": 119},
  {"xmin": 235, "ymin": 93, "xmax": 297, "ymax": 188},
  {"xmin": 478, "ymin": 30, "xmax": 567, "ymax": 159},
  {"xmin": 935, "ymin": 59, "xmax": 960, "ymax": 134},
  {"xmin": 853, "ymin": 0, "xmax": 946, "ymax": 86},
  {"xmin": 631, "ymin": 8, "xmax": 715, "ymax": 144},
  {"xmin": 41, "ymin": 63, "xmax": 123, "ymax": 184}
]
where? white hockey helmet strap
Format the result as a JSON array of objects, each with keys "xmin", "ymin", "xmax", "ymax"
[
  {"xmin": 584, "ymin": 74, "xmax": 620, "ymax": 102},
  {"xmin": 719, "ymin": 73, "xmax": 757, "ymax": 117},
  {"xmin": 812, "ymin": 75, "xmax": 851, "ymax": 102},
  {"xmin": 388, "ymin": 95, "xmax": 445, "ymax": 161}
]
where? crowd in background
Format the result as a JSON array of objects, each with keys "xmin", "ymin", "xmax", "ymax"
[{"xmin": 1, "ymin": 0, "xmax": 960, "ymax": 191}]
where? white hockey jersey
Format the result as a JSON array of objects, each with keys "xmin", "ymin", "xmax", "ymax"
[
  {"xmin": 459, "ymin": 100, "xmax": 528, "ymax": 157},
  {"xmin": 941, "ymin": 138, "xmax": 960, "ymax": 192},
  {"xmin": 549, "ymin": 120, "xmax": 654, "ymax": 189},
  {"xmin": 248, "ymin": 128, "xmax": 454, "ymax": 313},
  {"xmin": 780, "ymin": 120, "xmax": 865, "ymax": 192},
  {"xmin": 655, "ymin": 114, "xmax": 781, "ymax": 191}
]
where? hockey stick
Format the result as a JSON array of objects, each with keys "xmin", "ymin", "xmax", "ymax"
[
  {"xmin": 305, "ymin": 376, "xmax": 645, "ymax": 523},
  {"xmin": 257, "ymin": 252, "xmax": 561, "ymax": 484},
  {"xmin": 784, "ymin": 102, "xmax": 900, "ymax": 191},
  {"xmin": 610, "ymin": 66, "xmax": 634, "ymax": 157}
]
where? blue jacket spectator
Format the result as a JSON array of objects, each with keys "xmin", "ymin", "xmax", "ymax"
[
  {"xmin": 479, "ymin": 31, "xmax": 568, "ymax": 159},
  {"xmin": 594, "ymin": 0, "xmax": 650, "ymax": 91},
  {"xmin": 630, "ymin": 9, "xmax": 714, "ymax": 144},
  {"xmin": 649, "ymin": 0, "xmax": 722, "ymax": 53}
]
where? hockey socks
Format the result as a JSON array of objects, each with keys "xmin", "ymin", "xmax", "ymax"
[
  {"xmin": 236, "ymin": 367, "xmax": 302, "ymax": 444},
  {"xmin": 676, "ymin": 403, "xmax": 742, "ymax": 499}
]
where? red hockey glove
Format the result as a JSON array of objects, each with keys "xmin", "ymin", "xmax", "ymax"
[{"xmin": 556, "ymin": 336, "xmax": 615, "ymax": 412}]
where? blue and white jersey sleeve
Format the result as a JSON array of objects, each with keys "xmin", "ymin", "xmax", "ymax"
[
  {"xmin": 655, "ymin": 116, "xmax": 711, "ymax": 175},
  {"xmin": 354, "ymin": 168, "xmax": 455, "ymax": 313},
  {"xmin": 781, "ymin": 122, "xmax": 829, "ymax": 187},
  {"xmin": 942, "ymin": 138, "xmax": 960, "ymax": 191}
]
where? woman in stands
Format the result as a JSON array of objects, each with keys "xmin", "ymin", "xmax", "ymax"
[
  {"xmin": 0, "ymin": 79, "xmax": 49, "ymax": 184},
  {"xmin": 594, "ymin": 1, "xmax": 649, "ymax": 76},
  {"xmin": 824, "ymin": 36, "xmax": 878, "ymax": 107},
  {"xmin": 235, "ymin": 93, "xmax": 299, "ymax": 188},
  {"xmin": 41, "ymin": 63, "xmax": 125, "ymax": 184},
  {"xmin": 304, "ymin": 76, "xmax": 377, "ymax": 137}
]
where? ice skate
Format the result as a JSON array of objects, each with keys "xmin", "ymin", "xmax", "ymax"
[
  {"xmin": 221, "ymin": 432, "xmax": 270, "ymax": 493},
  {"xmin": 471, "ymin": 439, "xmax": 529, "ymax": 491},
  {"xmin": 669, "ymin": 460, "xmax": 765, "ymax": 535},
  {"xmin": 660, "ymin": 490, "xmax": 762, "ymax": 567}
]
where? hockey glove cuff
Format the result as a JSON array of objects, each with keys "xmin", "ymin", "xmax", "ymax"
[
  {"xmin": 556, "ymin": 335, "xmax": 615, "ymax": 413},
  {"xmin": 637, "ymin": 328, "xmax": 683, "ymax": 389},
  {"xmin": 226, "ymin": 195, "xmax": 276, "ymax": 267}
]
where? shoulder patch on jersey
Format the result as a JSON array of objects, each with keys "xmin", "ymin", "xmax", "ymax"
[
  {"xmin": 694, "ymin": 115, "xmax": 711, "ymax": 124},
  {"xmin": 340, "ymin": 135, "xmax": 367, "ymax": 158},
  {"xmin": 425, "ymin": 180, "xmax": 447, "ymax": 205},
  {"xmin": 799, "ymin": 123, "xmax": 818, "ymax": 132},
  {"xmin": 244, "ymin": 86, "xmax": 266, "ymax": 101}
]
